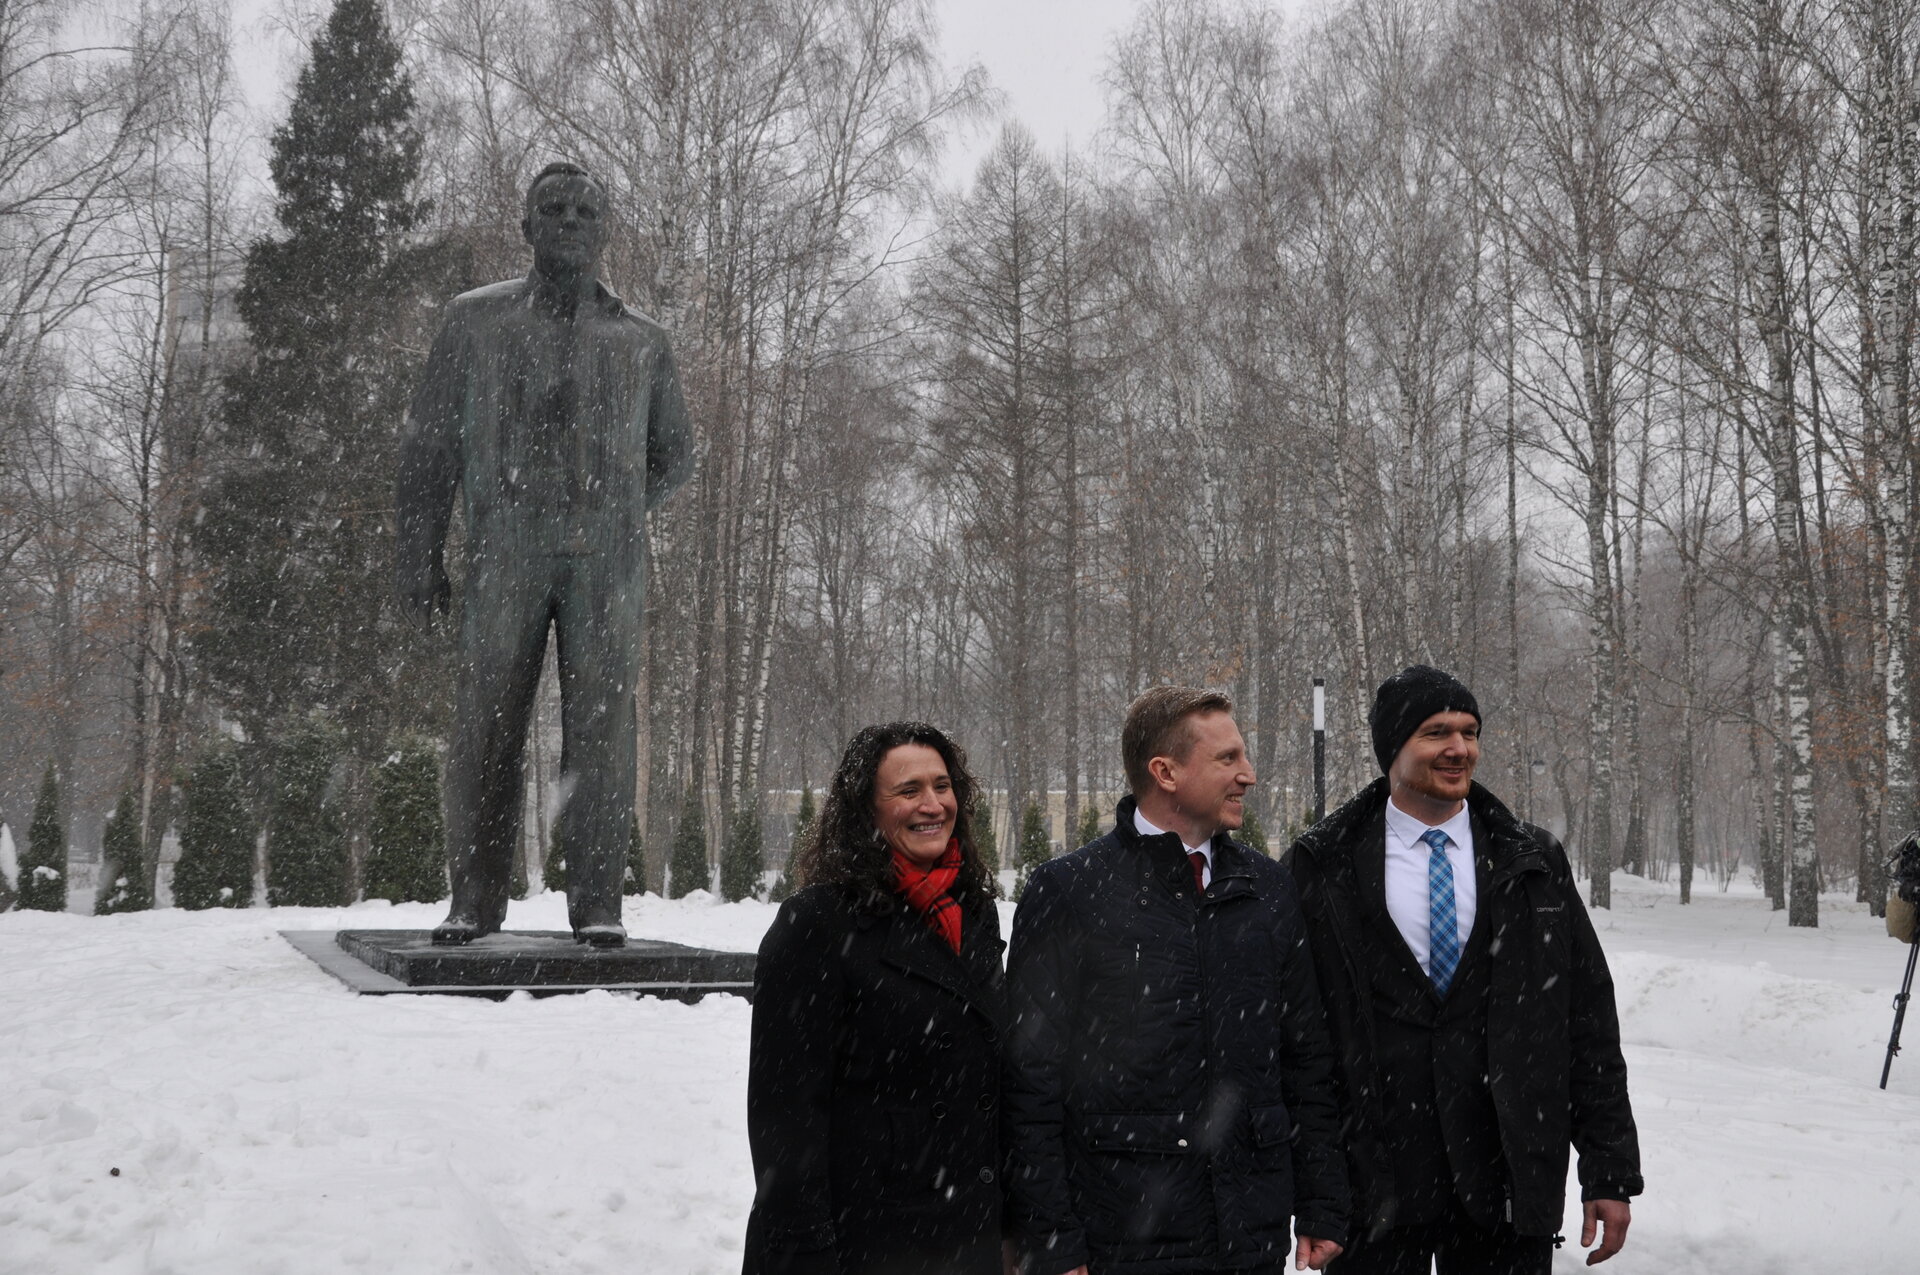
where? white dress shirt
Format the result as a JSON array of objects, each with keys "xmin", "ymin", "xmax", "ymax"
[
  {"xmin": 1382, "ymin": 797, "xmax": 1477, "ymax": 976},
  {"xmin": 1133, "ymin": 807, "xmax": 1213, "ymax": 888}
]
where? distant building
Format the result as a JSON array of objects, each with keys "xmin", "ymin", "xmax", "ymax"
[{"xmin": 164, "ymin": 247, "xmax": 248, "ymax": 368}]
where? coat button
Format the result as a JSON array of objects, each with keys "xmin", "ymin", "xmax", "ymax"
[
  {"xmin": 938, "ymin": 1032, "xmax": 954, "ymax": 1050},
  {"xmin": 978, "ymin": 1093, "xmax": 996, "ymax": 1111},
  {"xmin": 978, "ymin": 1167, "xmax": 995, "ymax": 1184},
  {"xmin": 931, "ymin": 1101, "xmax": 949, "ymax": 1120}
]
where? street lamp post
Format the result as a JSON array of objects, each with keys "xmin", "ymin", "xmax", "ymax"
[{"xmin": 1312, "ymin": 678, "xmax": 1326, "ymax": 823}]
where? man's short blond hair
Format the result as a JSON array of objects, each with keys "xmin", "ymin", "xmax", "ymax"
[{"xmin": 1122, "ymin": 686, "xmax": 1234, "ymax": 796}]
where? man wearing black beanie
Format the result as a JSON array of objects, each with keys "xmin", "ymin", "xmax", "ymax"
[{"xmin": 1282, "ymin": 667, "xmax": 1642, "ymax": 1274}]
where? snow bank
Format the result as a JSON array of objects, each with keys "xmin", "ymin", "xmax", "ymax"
[{"xmin": 1, "ymin": 879, "xmax": 1916, "ymax": 1272}]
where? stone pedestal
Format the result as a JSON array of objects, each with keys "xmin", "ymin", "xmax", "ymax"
[{"xmin": 281, "ymin": 929, "xmax": 755, "ymax": 1000}]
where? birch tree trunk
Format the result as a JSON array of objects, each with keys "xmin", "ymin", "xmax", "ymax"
[
  {"xmin": 1618, "ymin": 402, "xmax": 1650, "ymax": 878},
  {"xmin": 1758, "ymin": 179, "xmax": 1819, "ymax": 926},
  {"xmin": 1867, "ymin": 0, "xmax": 1918, "ymax": 856}
]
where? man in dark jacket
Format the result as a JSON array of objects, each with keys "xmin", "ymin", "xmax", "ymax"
[
  {"xmin": 1005, "ymin": 687, "xmax": 1349, "ymax": 1275},
  {"xmin": 1283, "ymin": 666, "xmax": 1641, "ymax": 1273}
]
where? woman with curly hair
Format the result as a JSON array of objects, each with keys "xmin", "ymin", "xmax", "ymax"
[{"xmin": 743, "ymin": 721, "xmax": 1007, "ymax": 1275}]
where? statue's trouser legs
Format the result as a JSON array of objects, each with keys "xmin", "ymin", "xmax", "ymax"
[
  {"xmin": 554, "ymin": 554, "xmax": 644, "ymax": 933},
  {"xmin": 444, "ymin": 564, "xmax": 554, "ymax": 935}
]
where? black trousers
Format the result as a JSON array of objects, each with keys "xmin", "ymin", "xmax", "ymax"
[{"xmin": 1332, "ymin": 1209, "xmax": 1553, "ymax": 1275}]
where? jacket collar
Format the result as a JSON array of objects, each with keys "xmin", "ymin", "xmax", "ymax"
[
  {"xmin": 1296, "ymin": 781, "xmax": 1524, "ymax": 1007},
  {"xmin": 1113, "ymin": 795, "xmax": 1261, "ymax": 900},
  {"xmin": 516, "ymin": 272, "xmax": 629, "ymax": 319},
  {"xmin": 1113, "ymin": 793, "xmax": 1242, "ymax": 855},
  {"xmin": 1292, "ymin": 778, "xmax": 1549, "ymax": 887},
  {"xmin": 878, "ymin": 893, "xmax": 1005, "ymax": 1028},
  {"xmin": 1468, "ymin": 784, "xmax": 1553, "ymax": 885}
]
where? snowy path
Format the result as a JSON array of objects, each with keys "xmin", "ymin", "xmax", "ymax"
[{"xmin": 2, "ymin": 878, "xmax": 1916, "ymax": 1273}]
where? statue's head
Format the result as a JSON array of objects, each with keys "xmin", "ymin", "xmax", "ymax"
[{"xmin": 522, "ymin": 162, "xmax": 608, "ymax": 279}]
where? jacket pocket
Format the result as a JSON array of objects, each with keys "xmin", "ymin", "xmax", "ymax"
[
  {"xmin": 1249, "ymin": 1101, "xmax": 1294, "ymax": 1149},
  {"xmin": 1071, "ymin": 1111, "xmax": 1210, "ymax": 1252},
  {"xmin": 1080, "ymin": 1109, "xmax": 1199, "ymax": 1154},
  {"xmin": 886, "ymin": 1106, "xmax": 939, "ymax": 1195},
  {"xmin": 1236, "ymin": 1101, "xmax": 1299, "ymax": 1250}
]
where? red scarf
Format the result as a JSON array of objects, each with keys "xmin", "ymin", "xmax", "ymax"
[{"xmin": 892, "ymin": 837, "xmax": 963, "ymax": 954}]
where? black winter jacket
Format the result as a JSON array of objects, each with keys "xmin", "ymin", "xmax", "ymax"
[
  {"xmin": 744, "ymin": 882, "xmax": 1008, "ymax": 1275},
  {"xmin": 1282, "ymin": 780, "xmax": 1642, "ymax": 1238},
  {"xmin": 1003, "ymin": 798, "xmax": 1349, "ymax": 1275}
]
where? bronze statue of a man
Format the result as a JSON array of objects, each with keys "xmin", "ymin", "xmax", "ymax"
[{"xmin": 396, "ymin": 162, "xmax": 694, "ymax": 947}]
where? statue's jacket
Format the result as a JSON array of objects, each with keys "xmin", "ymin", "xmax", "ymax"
[{"xmin": 396, "ymin": 275, "xmax": 695, "ymax": 588}]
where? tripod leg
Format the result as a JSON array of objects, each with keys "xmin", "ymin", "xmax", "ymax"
[{"xmin": 1883, "ymin": 939, "xmax": 1920, "ymax": 1090}]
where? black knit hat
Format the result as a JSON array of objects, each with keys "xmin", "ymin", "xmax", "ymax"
[{"xmin": 1369, "ymin": 665, "xmax": 1481, "ymax": 773}]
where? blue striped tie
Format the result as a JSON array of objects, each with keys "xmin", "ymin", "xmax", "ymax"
[{"xmin": 1423, "ymin": 828, "xmax": 1461, "ymax": 997}]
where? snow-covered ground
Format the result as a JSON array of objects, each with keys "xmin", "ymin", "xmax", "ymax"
[{"xmin": 2, "ymin": 875, "xmax": 1917, "ymax": 1273}]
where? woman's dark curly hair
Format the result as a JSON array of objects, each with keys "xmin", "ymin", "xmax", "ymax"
[{"xmin": 794, "ymin": 721, "xmax": 998, "ymax": 911}]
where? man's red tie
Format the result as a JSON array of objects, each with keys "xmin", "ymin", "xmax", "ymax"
[{"xmin": 1189, "ymin": 851, "xmax": 1207, "ymax": 895}]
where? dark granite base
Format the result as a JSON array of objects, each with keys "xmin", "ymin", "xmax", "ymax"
[{"xmin": 280, "ymin": 929, "xmax": 755, "ymax": 1000}]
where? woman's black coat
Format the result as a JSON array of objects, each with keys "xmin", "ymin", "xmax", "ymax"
[{"xmin": 744, "ymin": 880, "xmax": 1008, "ymax": 1275}]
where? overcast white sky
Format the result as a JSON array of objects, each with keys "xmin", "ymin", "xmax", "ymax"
[
  {"xmin": 225, "ymin": 0, "xmax": 1310, "ymax": 191},
  {"xmin": 934, "ymin": 0, "xmax": 1125, "ymax": 177}
]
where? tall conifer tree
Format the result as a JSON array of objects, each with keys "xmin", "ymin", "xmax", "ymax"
[{"xmin": 193, "ymin": 0, "xmax": 454, "ymax": 803}]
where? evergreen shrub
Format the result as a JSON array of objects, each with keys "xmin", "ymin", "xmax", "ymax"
[
  {"xmin": 1013, "ymin": 799, "xmax": 1050, "ymax": 901},
  {"xmin": 97, "ymin": 789, "xmax": 153, "ymax": 914},
  {"xmin": 771, "ymin": 786, "xmax": 815, "ymax": 901},
  {"xmin": 973, "ymin": 798, "xmax": 997, "ymax": 875},
  {"xmin": 173, "ymin": 747, "xmax": 255, "ymax": 909},
  {"xmin": 20, "ymin": 764, "xmax": 66, "ymax": 912},
  {"xmin": 365, "ymin": 739, "xmax": 445, "ymax": 902},
  {"xmin": 266, "ymin": 722, "xmax": 349, "ymax": 907},
  {"xmin": 1239, "ymin": 807, "xmax": 1269, "ymax": 856},
  {"xmin": 1075, "ymin": 802, "xmax": 1102, "ymax": 849},
  {"xmin": 667, "ymin": 787, "xmax": 708, "ymax": 898},
  {"xmin": 624, "ymin": 817, "xmax": 645, "ymax": 895},
  {"xmin": 542, "ymin": 828, "xmax": 567, "ymax": 894},
  {"xmin": 720, "ymin": 805, "xmax": 764, "ymax": 902},
  {"xmin": 511, "ymin": 840, "xmax": 530, "ymax": 900}
]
